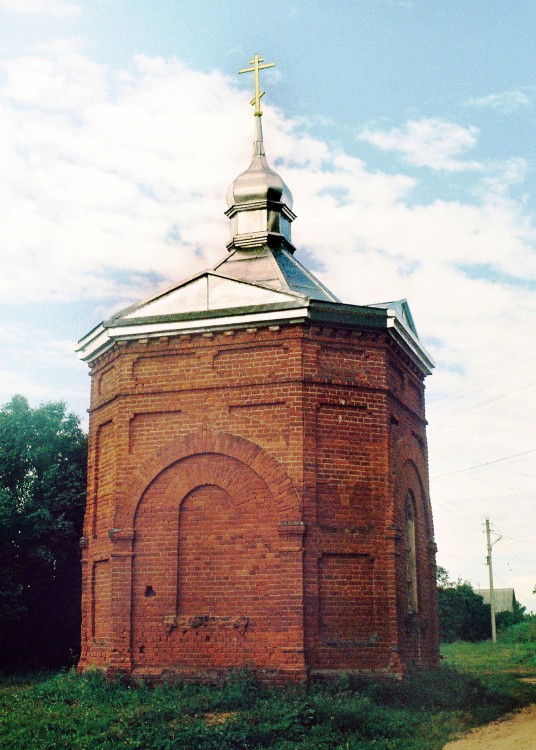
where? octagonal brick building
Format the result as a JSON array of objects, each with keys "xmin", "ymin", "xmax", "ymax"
[{"xmin": 77, "ymin": 105, "xmax": 439, "ymax": 682}]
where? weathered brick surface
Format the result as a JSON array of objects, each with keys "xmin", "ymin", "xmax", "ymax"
[{"xmin": 79, "ymin": 322, "xmax": 439, "ymax": 681}]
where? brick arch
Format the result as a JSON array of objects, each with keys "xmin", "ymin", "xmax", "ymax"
[
  {"xmin": 393, "ymin": 458, "xmax": 431, "ymax": 535},
  {"xmin": 393, "ymin": 457, "xmax": 438, "ymax": 660},
  {"xmin": 386, "ymin": 427, "xmax": 432, "ymax": 534},
  {"xmin": 118, "ymin": 426, "xmax": 301, "ymax": 530},
  {"xmin": 133, "ymin": 453, "xmax": 275, "ymax": 532}
]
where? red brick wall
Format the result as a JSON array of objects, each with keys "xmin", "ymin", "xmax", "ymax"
[{"xmin": 79, "ymin": 322, "xmax": 439, "ymax": 681}]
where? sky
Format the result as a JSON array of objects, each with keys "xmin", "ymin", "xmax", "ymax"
[{"xmin": 1, "ymin": 0, "xmax": 535, "ymax": 611}]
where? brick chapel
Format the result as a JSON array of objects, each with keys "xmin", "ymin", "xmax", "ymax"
[{"xmin": 77, "ymin": 55, "xmax": 440, "ymax": 682}]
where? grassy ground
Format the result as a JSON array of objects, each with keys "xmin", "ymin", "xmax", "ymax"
[
  {"xmin": 1, "ymin": 644, "xmax": 535, "ymax": 750},
  {"xmin": 441, "ymin": 639, "xmax": 536, "ymax": 676}
]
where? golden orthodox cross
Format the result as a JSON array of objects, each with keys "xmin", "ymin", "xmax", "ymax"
[{"xmin": 239, "ymin": 53, "xmax": 275, "ymax": 116}]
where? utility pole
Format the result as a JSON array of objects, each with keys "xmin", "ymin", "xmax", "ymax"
[{"xmin": 485, "ymin": 517, "xmax": 501, "ymax": 643}]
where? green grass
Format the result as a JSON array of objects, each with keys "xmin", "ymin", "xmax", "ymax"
[
  {"xmin": 1, "ymin": 648, "xmax": 535, "ymax": 750},
  {"xmin": 441, "ymin": 639, "xmax": 536, "ymax": 676}
]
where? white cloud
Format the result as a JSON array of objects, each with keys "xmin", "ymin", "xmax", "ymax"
[
  {"xmin": 1, "ymin": 47, "xmax": 536, "ymax": 604},
  {"xmin": 480, "ymin": 158, "xmax": 528, "ymax": 197},
  {"xmin": 358, "ymin": 118, "xmax": 481, "ymax": 171},
  {"xmin": 0, "ymin": 0, "xmax": 80, "ymax": 15},
  {"xmin": 0, "ymin": 321, "xmax": 88, "ymax": 422},
  {"xmin": 0, "ymin": 49, "xmax": 250, "ymax": 303},
  {"xmin": 468, "ymin": 89, "xmax": 531, "ymax": 113}
]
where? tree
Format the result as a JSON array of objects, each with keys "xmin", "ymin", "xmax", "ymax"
[
  {"xmin": 0, "ymin": 395, "xmax": 87, "ymax": 669},
  {"xmin": 436, "ymin": 567, "xmax": 491, "ymax": 643},
  {"xmin": 496, "ymin": 597, "xmax": 526, "ymax": 631}
]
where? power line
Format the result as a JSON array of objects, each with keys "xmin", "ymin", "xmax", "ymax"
[
  {"xmin": 433, "ymin": 448, "xmax": 536, "ymax": 481},
  {"xmin": 438, "ymin": 551, "xmax": 484, "ymax": 566},
  {"xmin": 493, "ymin": 525, "xmax": 536, "ymax": 556},
  {"xmin": 493, "ymin": 572, "xmax": 509, "ymax": 587},
  {"xmin": 433, "ymin": 499, "xmax": 477, "ymax": 523},
  {"xmin": 498, "ymin": 533, "xmax": 536, "ymax": 548},
  {"xmin": 429, "ymin": 440, "xmax": 536, "ymax": 493},
  {"xmin": 431, "ymin": 490, "xmax": 484, "ymax": 525},
  {"xmin": 498, "ymin": 536, "xmax": 535, "ymax": 567},
  {"xmin": 433, "ymin": 468, "xmax": 526, "ymax": 493},
  {"xmin": 432, "ymin": 381, "xmax": 536, "ymax": 426},
  {"xmin": 427, "ymin": 355, "xmax": 536, "ymax": 409}
]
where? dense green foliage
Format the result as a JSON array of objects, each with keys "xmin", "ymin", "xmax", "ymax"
[
  {"xmin": 437, "ymin": 567, "xmax": 531, "ymax": 643},
  {"xmin": 499, "ymin": 616, "xmax": 536, "ymax": 644},
  {"xmin": 496, "ymin": 598, "xmax": 527, "ymax": 631},
  {"xmin": 1, "ymin": 654, "xmax": 535, "ymax": 750},
  {"xmin": 436, "ymin": 567, "xmax": 491, "ymax": 642},
  {"xmin": 0, "ymin": 396, "xmax": 87, "ymax": 670},
  {"xmin": 497, "ymin": 616, "xmax": 536, "ymax": 645}
]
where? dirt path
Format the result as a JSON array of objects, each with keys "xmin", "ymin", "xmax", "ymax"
[{"xmin": 442, "ymin": 703, "xmax": 536, "ymax": 749}]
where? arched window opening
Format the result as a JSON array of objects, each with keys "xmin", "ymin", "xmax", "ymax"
[{"xmin": 405, "ymin": 491, "xmax": 418, "ymax": 614}]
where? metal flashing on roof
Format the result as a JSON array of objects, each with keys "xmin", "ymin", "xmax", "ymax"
[
  {"xmin": 386, "ymin": 313, "xmax": 434, "ymax": 375},
  {"xmin": 369, "ymin": 299, "xmax": 419, "ymax": 337},
  {"xmin": 76, "ymin": 305, "xmax": 310, "ymax": 363},
  {"xmin": 77, "ymin": 294, "xmax": 433, "ymax": 377}
]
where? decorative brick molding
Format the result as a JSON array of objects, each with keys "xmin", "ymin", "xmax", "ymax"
[{"xmin": 119, "ymin": 426, "xmax": 302, "ymax": 528}]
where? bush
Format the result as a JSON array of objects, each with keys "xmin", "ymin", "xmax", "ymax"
[
  {"xmin": 436, "ymin": 568, "xmax": 491, "ymax": 643},
  {"xmin": 496, "ymin": 598, "xmax": 526, "ymax": 632},
  {"xmin": 498, "ymin": 616, "xmax": 536, "ymax": 644}
]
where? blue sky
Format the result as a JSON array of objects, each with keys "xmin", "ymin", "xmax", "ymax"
[{"xmin": 1, "ymin": 0, "xmax": 535, "ymax": 610}]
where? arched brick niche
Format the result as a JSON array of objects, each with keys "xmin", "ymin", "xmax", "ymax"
[
  {"xmin": 121, "ymin": 429, "xmax": 305, "ymax": 679},
  {"xmin": 394, "ymin": 459, "xmax": 430, "ymax": 536},
  {"xmin": 120, "ymin": 427, "xmax": 301, "ymax": 529},
  {"xmin": 394, "ymin": 458, "xmax": 439, "ymax": 666}
]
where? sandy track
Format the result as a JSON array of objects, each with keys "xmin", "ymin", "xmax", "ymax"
[{"xmin": 442, "ymin": 703, "xmax": 536, "ymax": 749}]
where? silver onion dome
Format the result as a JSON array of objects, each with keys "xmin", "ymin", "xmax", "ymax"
[
  {"xmin": 226, "ymin": 117, "xmax": 293, "ymax": 208},
  {"xmin": 225, "ymin": 115, "xmax": 296, "ymax": 252}
]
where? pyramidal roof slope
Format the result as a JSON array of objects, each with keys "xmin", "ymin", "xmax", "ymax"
[{"xmin": 110, "ymin": 246, "xmax": 338, "ymax": 325}]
